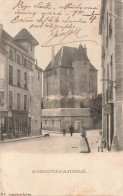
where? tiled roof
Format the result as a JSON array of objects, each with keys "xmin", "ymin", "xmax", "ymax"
[
  {"xmin": 2, "ymin": 30, "xmax": 27, "ymax": 52},
  {"xmin": 14, "ymin": 28, "xmax": 39, "ymax": 46},
  {"xmin": 45, "ymin": 45, "xmax": 96, "ymax": 71},
  {"xmin": 45, "ymin": 46, "xmax": 77, "ymax": 71}
]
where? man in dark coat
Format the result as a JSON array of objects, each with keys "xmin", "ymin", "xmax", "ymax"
[{"xmin": 69, "ymin": 125, "xmax": 74, "ymax": 137}]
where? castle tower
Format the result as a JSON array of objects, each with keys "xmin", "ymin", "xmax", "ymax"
[{"xmin": 72, "ymin": 45, "xmax": 90, "ymax": 108}]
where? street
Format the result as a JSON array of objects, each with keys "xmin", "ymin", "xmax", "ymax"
[
  {"xmin": 0, "ymin": 129, "xmax": 123, "ymax": 195},
  {"xmin": 0, "ymin": 130, "xmax": 100, "ymax": 153}
]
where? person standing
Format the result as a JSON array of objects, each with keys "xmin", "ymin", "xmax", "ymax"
[
  {"xmin": 63, "ymin": 128, "xmax": 66, "ymax": 136},
  {"xmin": 80, "ymin": 125, "xmax": 86, "ymax": 135},
  {"xmin": 80, "ymin": 130, "xmax": 91, "ymax": 153},
  {"xmin": 69, "ymin": 125, "xmax": 74, "ymax": 137},
  {"xmin": 96, "ymin": 131, "xmax": 105, "ymax": 152}
]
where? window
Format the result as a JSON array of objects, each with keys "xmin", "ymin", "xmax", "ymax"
[
  {"xmin": 30, "ymin": 96, "xmax": 32, "ymax": 102},
  {"xmin": 0, "ymin": 62, "xmax": 4, "ymax": 79},
  {"xmin": 17, "ymin": 69, "xmax": 21, "ymax": 87},
  {"xmin": 110, "ymin": 55, "xmax": 113, "ymax": 81},
  {"xmin": 17, "ymin": 93, "xmax": 20, "ymax": 110},
  {"xmin": 52, "ymin": 120, "xmax": 54, "ymax": 125},
  {"xmin": 24, "ymin": 95, "xmax": 27, "ymax": 110},
  {"xmin": 107, "ymin": 64, "xmax": 109, "ymax": 86},
  {"xmin": 37, "ymin": 71, "xmax": 40, "ymax": 79},
  {"xmin": 24, "ymin": 59, "xmax": 27, "ymax": 67},
  {"xmin": 9, "ymin": 91, "xmax": 12, "ymax": 109},
  {"xmin": 30, "ymin": 62, "xmax": 32, "ymax": 70},
  {"xmin": 24, "ymin": 72, "xmax": 27, "ymax": 88},
  {"xmin": 109, "ymin": 19, "xmax": 112, "ymax": 38},
  {"xmin": 9, "ymin": 65, "xmax": 13, "ymax": 85},
  {"xmin": 17, "ymin": 54, "xmax": 21, "ymax": 64},
  {"xmin": 106, "ymin": 12, "xmax": 109, "ymax": 48},
  {"xmin": 0, "ymin": 90, "xmax": 4, "ymax": 106},
  {"xmin": 9, "ymin": 49, "xmax": 14, "ymax": 60},
  {"xmin": 22, "ymin": 56, "xmax": 24, "ymax": 65}
]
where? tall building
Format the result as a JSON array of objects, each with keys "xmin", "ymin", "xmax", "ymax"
[
  {"xmin": 42, "ymin": 45, "xmax": 98, "ymax": 132},
  {"xmin": 0, "ymin": 25, "xmax": 43, "ymax": 140},
  {"xmin": 99, "ymin": 0, "xmax": 123, "ymax": 150}
]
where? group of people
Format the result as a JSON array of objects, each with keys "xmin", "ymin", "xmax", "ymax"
[
  {"xmin": 63, "ymin": 124, "xmax": 105, "ymax": 153},
  {"xmin": 63, "ymin": 125, "xmax": 74, "ymax": 137}
]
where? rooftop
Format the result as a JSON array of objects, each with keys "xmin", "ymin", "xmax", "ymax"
[
  {"xmin": 45, "ymin": 45, "xmax": 97, "ymax": 71},
  {"xmin": 14, "ymin": 28, "xmax": 39, "ymax": 46}
]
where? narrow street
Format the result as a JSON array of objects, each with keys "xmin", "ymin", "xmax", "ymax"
[
  {"xmin": 0, "ymin": 130, "xmax": 123, "ymax": 195},
  {"xmin": 0, "ymin": 130, "xmax": 101, "ymax": 153}
]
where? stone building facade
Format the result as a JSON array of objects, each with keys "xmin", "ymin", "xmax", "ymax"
[
  {"xmin": 99, "ymin": 0, "xmax": 123, "ymax": 150},
  {"xmin": 0, "ymin": 24, "xmax": 42, "ymax": 140},
  {"xmin": 42, "ymin": 45, "xmax": 98, "ymax": 132}
]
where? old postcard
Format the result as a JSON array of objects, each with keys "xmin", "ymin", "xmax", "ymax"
[{"xmin": 0, "ymin": 0, "xmax": 123, "ymax": 195}]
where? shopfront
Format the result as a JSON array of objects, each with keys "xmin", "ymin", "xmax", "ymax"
[
  {"xmin": 9, "ymin": 110, "xmax": 30, "ymax": 138},
  {"xmin": 0, "ymin": 111, "xmax": 9, "ymax": 140},
  {"xmin": 0, "ymin": 110, "xmax": 30, "ymax": 140}
]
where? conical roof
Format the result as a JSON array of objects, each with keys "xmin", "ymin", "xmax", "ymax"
[{"xmin": 73, "ymin": 45, "xmax": 89, "ymax": 61}]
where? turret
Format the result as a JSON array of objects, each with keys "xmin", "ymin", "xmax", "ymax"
[
  {"xmin": 72, "ymin": 45, "xmax": 90, "ymax": 108},
  {"xmin": 14, "ymin": 28, "xmax": 39, "ymax": 58}
]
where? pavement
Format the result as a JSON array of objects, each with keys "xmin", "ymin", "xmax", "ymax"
[
  {"xmin": 0, "ymin": 129, "xmax": 123, "ymax": 195},
  {"xmin": 0, "ymin": 129, "xmax": 106, "ymax": 153}
]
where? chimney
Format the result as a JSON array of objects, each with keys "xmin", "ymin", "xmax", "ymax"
[
  {"xmin": 51, "ymin": 46, "xmax": 55, "ymax": 66},
  {"xmin": 0, "ymin": 24, "xmax": 3, "ymax": 42},
  {"xmin": 84, "ymin": 44, "xmax": 87, "ymax": 54}
]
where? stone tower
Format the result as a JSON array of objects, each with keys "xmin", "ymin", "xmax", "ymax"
[{"xmin": 72, "ymin": 45, "xmax": 90, "ymax": 108}]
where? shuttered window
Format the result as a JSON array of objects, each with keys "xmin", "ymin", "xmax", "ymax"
[
  {"xmin": 17, "ymin": 69, "xmax": 20, "ymax": 87},
  {"xmin": 9, "ymin": 65, "xmax": 13, "ymax": 85},
  {"xmin": 17, "ymin": 93, "xmax": 20, "ymax": 110},
  {"xmin": 9, "ymin": 91, "xmax": 12, "ymax": 109},
  {"xmin": 24, "ymin": 95, "xmax": 27, "ymax": 110}
]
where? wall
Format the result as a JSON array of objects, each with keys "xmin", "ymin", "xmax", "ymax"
[
  {"xmin": 60, "ymin": 67, "xmax": 74, "ymax": 108},
  {"xmin": 42, "ymin": 108, "xmax": 95, "ymax": 132},
  {"xmin": 89, "ymin": 70, "xmax": 97, "ymax": 94},
  {"xmin": 115, "ymin": 0, "xmax": 123, "ymax": 148},
  {"xmin": 43, "ymin": 67, "xmax": 61, "ymax": 109},
  {"xmin": 72, "ymin": 60, "xmax": 90, "ymax": 107},
  {"xmin": 8, "ymin": 58, "xmax": 29, "ymax": 111},
  {"xmin": 0, "ymin": 51, "xmax": 7, "ymax": 111},
  {"xmin": 29, "ymin": 68, "xmax": 42, "ymax": 135}
]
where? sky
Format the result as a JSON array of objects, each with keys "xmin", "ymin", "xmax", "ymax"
[{"xmin": 0, "ymin": 0, "xmax": 102, "ymax": 93}]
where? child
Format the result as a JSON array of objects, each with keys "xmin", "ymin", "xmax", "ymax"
[{"xmin": 96, "ymin": 131, "xmax": 105, "ymax": 152}]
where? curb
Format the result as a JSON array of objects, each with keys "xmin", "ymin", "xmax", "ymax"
[{"xmin": 0, "ymin": 135, "xmax": 43, "ymax": 143}]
